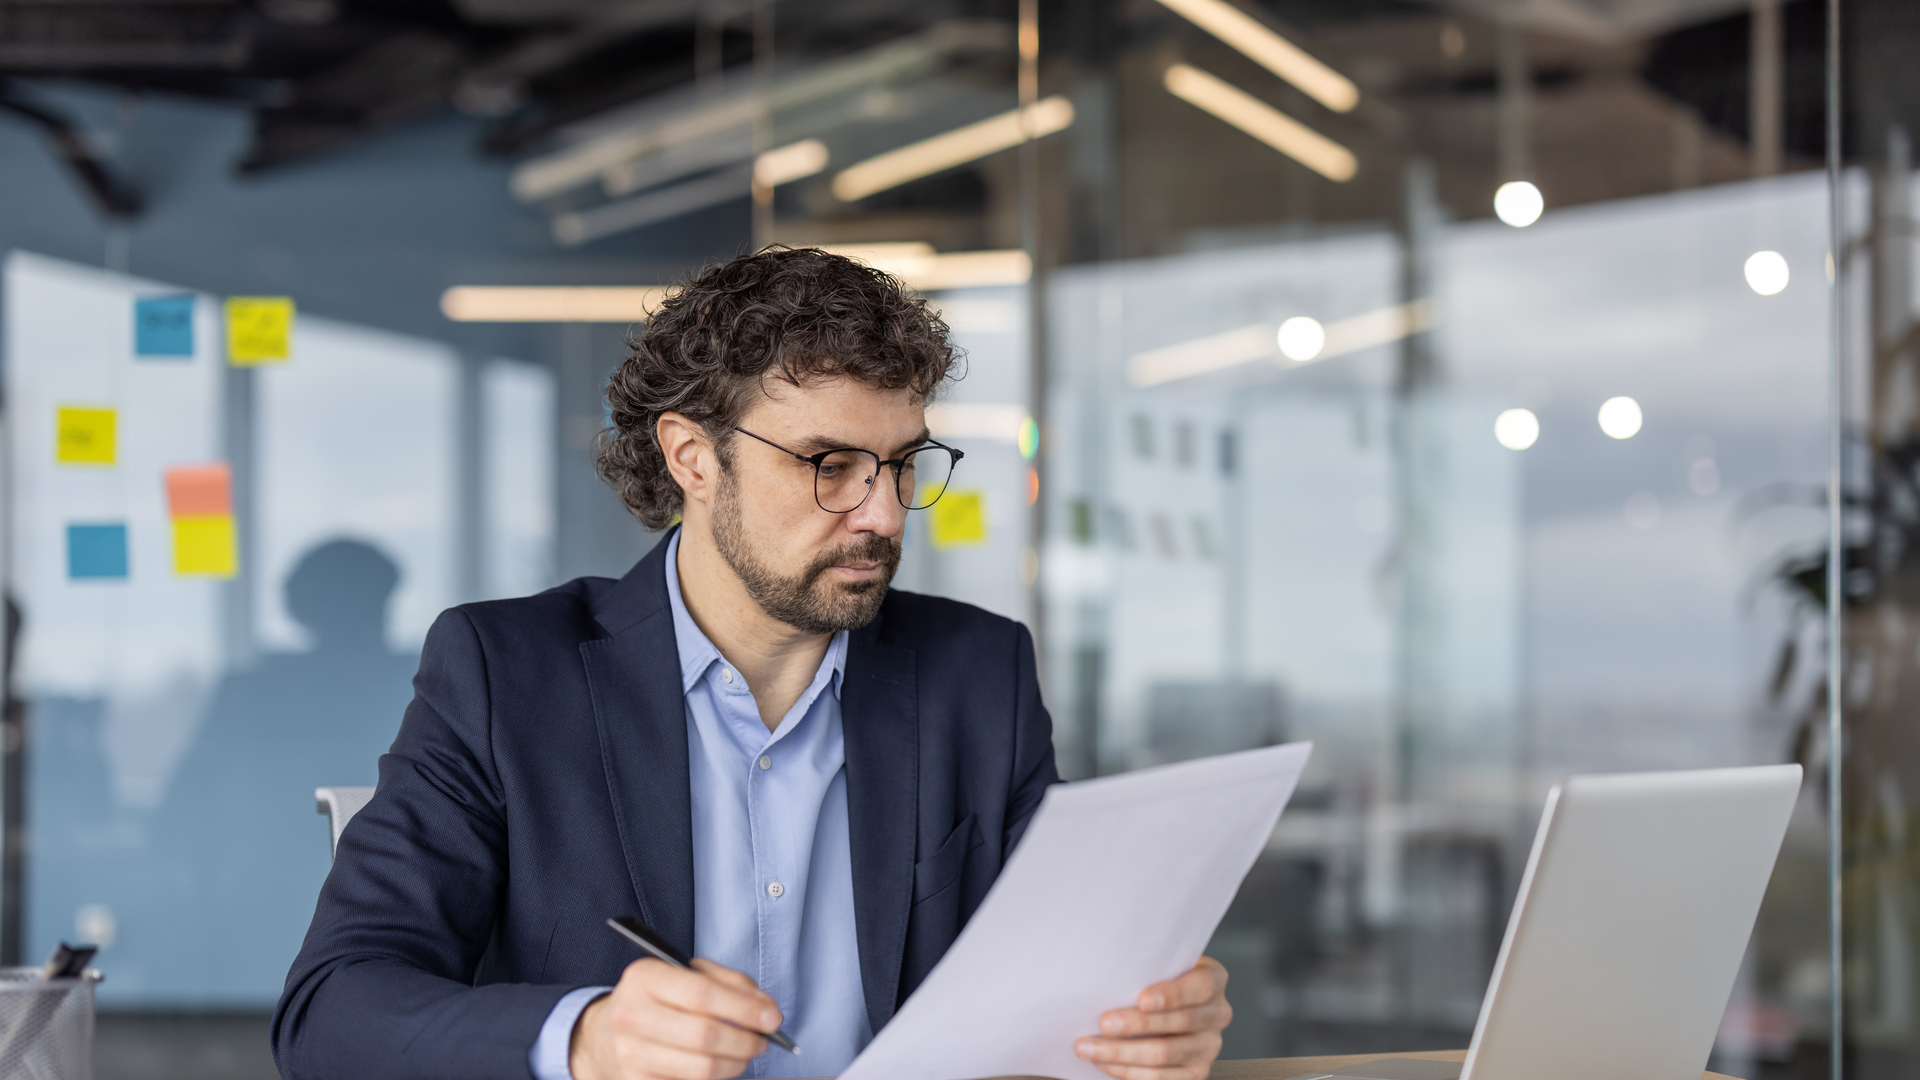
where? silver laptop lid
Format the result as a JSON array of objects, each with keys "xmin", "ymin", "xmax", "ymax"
[{"xmin": 1462, "ymin": 764, "xmax": 1802, "ymax": 1080}]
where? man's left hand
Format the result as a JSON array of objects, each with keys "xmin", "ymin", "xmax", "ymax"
[{"xmin": 1075, "ymin": 956, "xmax": 1232, "ymax": 1080}]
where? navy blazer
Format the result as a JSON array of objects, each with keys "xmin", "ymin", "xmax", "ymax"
[{"xmin": 272, "ymin": 533, "xmax": 1059, "ymax": 1080}]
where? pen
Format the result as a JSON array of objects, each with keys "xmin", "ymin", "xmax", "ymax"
[{"xmin": 605, "ymin": 916, "xmax": 801, "ymax": 1055}]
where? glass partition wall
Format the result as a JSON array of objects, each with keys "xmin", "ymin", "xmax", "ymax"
[
  {"xmin": 767, "ymin": 0, "xmax": 1840, "ymax": 1073},
  {"xmin": 14, "ymin": 1, "xmax": 1920, "ymax": 1077},
  {"xmin": 759, "ymin": 5, "xmax": 1039, "ymax": 627},
  {"xmin": 1835, "ymin": 2, "xmax": 1920, "ymax": 1077},
  {"xmin": 1069, "ymin": 5, "xmax": 1830, "ymax": 1070}
]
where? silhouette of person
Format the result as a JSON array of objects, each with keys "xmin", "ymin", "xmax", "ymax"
[{"xmin": 149, "ymin": 539, "xmax": 418, "ymax": 1001}]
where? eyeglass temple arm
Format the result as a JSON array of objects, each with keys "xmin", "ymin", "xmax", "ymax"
[
  {"xmin": 731, "ymin": 426, "xmax": 815, "ymax": 463},
  {"xmin": 735, "ymin": 426, "xmax": 963, "ymax": 467}
]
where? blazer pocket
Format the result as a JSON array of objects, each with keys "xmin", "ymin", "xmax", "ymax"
[{"xmin": 912, "ymin": 814, "xmax": 981, "ymax": 905}]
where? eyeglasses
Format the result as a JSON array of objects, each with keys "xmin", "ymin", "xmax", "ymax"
[{"xmin": 731, "ymin": 427, "xmax": 964, "ymax": 514}]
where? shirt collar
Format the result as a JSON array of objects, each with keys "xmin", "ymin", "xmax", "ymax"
[{"xmin": 663, "ymin": 529, "xmax": 848, "ymax": 701}]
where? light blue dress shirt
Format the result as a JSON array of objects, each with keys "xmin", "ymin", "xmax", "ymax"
[{"xmin": 529, "ymin": 531, "xmax": 870, "ymax": 1080}]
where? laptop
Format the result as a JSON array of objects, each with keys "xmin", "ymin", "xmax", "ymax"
[{"xmin": 1294, "ymin": 763, "xmax": 1803, "ymax": 1080}]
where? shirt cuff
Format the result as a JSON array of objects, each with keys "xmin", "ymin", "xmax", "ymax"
[{"xmin": 529, "ymin": 986, "xmax": 613, "ymax": 1080}]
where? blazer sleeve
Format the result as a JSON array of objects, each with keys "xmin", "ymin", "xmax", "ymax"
[
  {"xmin": 272, "ymin": 609, "xmax": 574, "ymax": 1080},
  {"xmin": 1002, "ymin": 621, "xmax": 1060, "ymax": 854}
]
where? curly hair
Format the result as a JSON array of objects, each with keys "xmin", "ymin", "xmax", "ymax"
[{"xmin": 596, "ymin": 247, "xmax": 961, "ymax": 530}]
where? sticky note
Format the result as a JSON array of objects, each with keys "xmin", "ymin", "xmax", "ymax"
[
  {"xmin": 165, "ymin": 463, "xmax": 233, "ymax": 517},
  {"xmin": 928, "ymin": 489, "xmax": 987, "ymax": 549},
  {"xmin": 172, "ymin": 515, "xmax": 237, "ymax": 578},
  {"xmin": 135, "ymin": 294, "xmax": 195, "ymax": 357},
  {"xmin": 55, "ymin": 406, "xmax": 117, "ymax": 466},
  {"xmin": 67, "ymin": 523, "xmax": 129, "ymax": 580},
  {"xmin": 225, "ymin": 296, "xmax": 294, "ymax": 365}
]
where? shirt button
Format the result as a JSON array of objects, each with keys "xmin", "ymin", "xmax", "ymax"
[
  {"xmin": 758, "ymin": 755, "xmax": 772, "ymax": 771},
  {"xmin": 767, "ymin": 882, "xmax": 784, "ymax": 898},
  {"xmin": 721, "ymin": 669, "xmax": 735, "ymax": 683}
]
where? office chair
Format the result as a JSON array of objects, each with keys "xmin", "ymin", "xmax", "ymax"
[{"xmin": 315, "ymin": 786, "xmax": 375, "ymax": 861}]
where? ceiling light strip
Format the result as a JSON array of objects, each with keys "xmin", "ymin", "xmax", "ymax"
[
  {"xmin": 1124, "ymin": 301, "xmax": 1432, "ymax": 387},
  {"xmin": 754, "ymin": 139, "xmax": 831, "ymax": 187},
  {"xmin": 508, "ymin": 23, "xmax": 1015, "ymax": 204},
  {"xmin": 1163, "ymin": 63, "xmax": 1356, "ymax": 182},
  {"xmin": 825, "ymin": 246, "xmax": 1033, "ymax": 291},
  {"xmin": 1154, "ymin": 0, "xmax": 1358, "ymax": 113},
  {"xmin": 1322, "ymin": 299, "xmax": 1432, "ymax": 356},
  {"xmin": 513, "ymin": 96, "xmax": 759, "ymax": 202},
  {"xmin": 1126, "ymin": 323, "xmax": 1278, "ymax": 387},
  {"xmin": 440, "ymin": 248, "xmax": 1034, "ymax": 323},
  {"xmin": 552, "ymin": 164, "xmax": 754, "ymax": 247},
  {"xmin": 927, "ymin": 403, "xmax": 1031, "ymax": 442},
  {"xmin": 831, "ymin": 95, "xmax": 1075, "ymax": 202},
  {"xmin": 440, "ymin": 286, "xmax": 673, "ymax": 323}
]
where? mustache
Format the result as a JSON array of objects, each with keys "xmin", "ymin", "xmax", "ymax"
[{"xmin": 801, "ymin": 534, "xmax": 900, "ymax": 584}]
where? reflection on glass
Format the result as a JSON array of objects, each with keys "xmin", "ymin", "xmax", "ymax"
[
  {"xmin": 1018, "ymin": 4, "xmax": 1829, "ymax": 1070},
  {"xmin": 1278, "ymin": 317, "xmax": 1327, "ymax": 362},
  {"xmin": 150, "ymin": 538, "xmax": 416, "ymax": 997},
  {"xmin": 1745, "ymin": 250, "xmax": 1792, "ymax": 296},
  {"xmin": 1598, "ymin": 397, "xmax": 1645, "ymax": 441},
  {"xmin": 1493, "ymin": 182, "xmax": 1545, "ymax": 228},
  {"xmin": 1833, "ymin": 38, "xmax": 1920, "ymax": 1073},
  {"xmin": 1493, "ymin": 409, "xmax": 1539, "ymax": 451},
  {"xmin": 7, "ymin": 1, "xmax": 1900, "ymax": 1075},
  {"xmin": 4, "ymin": 256, "xmax": 553, "ymax": 1004}
]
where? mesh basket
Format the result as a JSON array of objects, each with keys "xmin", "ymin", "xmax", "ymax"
[{"xmin": 0, "ymin": 968, "xmax": 99, "ymax": 1080}]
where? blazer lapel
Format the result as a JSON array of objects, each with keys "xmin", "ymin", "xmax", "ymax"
[
  {"xmin": 842, "ymin": 615, "xmax": 920, "ymax": 1035},
  {"xmin": 581, "ymin": 535, "xmax": 698, "ymax": 959}
]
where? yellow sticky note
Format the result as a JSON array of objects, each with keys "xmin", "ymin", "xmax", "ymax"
[
  {"xmin": 225, "ymin": 296, "xmax": 294, "ymax": 365},
  {"xmin": 55, "ymin": 406, "xmax": 117, "ymax": 466},
  {"xmin": 173, "ymin": 515, "xmax": 238, "ymax": 577},
  {"xmin": 928, "ymin": 489, "xmax": 987, "ymax": 549}
]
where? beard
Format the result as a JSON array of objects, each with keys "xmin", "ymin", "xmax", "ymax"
[{"xmin": 710, "ymin": 468, "xmax": 901, "ymax": 634}]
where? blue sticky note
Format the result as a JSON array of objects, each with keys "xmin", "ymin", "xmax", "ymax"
[
  {"xmin": 135, "ymin": 294, "xmax": 195, "ymax": 357},
  {"xmin": 67, "ymin": 523, "xmax": 129, "ymax": 580}
]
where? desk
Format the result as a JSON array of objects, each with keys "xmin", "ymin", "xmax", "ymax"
[{"xmin": 1208, "ymin": 1049, "xmax": 1735, "ymax": 1080}]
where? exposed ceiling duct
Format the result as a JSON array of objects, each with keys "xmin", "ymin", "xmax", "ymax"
[
  {"xmin": 509, "ymin": 21, "xmax": 1011, "ymax": 204},
  {"xmin": 0, "ymin": 79, "xmax": 142, "ymax": 217},
  {"xmin": 453, "ymin": 0, "xmax": 755, "ymax": 116},
  {"xmin": 1428, "ymin": 0, "xmax": 1759, "ymax": 42},
  {"xmin": 0, "ymin": 3, "xmax": 251, "ymax": 70},
  {"xmin": 504, "ymin": 19, "xmax": 1017, "ymax": 247},
  {"xmin": 0, "ymin": 0, "xmax": 1852, "ymax": 243}
]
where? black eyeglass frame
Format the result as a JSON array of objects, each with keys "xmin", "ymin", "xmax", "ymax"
[{"xmin": 731, "ymin": 426, "xmax": 965, "ymax": 514}]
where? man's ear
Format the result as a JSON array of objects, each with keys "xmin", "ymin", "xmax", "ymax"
[{"xmin": 657, "ymin": 412, "xmax": 716, "ymax": 506}]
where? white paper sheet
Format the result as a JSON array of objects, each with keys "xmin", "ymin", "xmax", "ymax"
[{"xmin": 840, "ymin": 741, "xmax": 1314, "ymax": 1080}]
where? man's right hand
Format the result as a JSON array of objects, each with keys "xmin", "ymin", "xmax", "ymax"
[{"xmin": 570, "ymin": 957, "xmax": 784, "ymax": 1080}]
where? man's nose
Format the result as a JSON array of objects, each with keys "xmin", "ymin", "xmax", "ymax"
[{"xmin": 844, "ymin": 473, "xmax": 907, "ymax": 536}]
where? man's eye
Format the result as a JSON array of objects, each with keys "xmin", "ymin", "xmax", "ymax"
[{"xmin": 817, "ymin": 464, "xmax": 841, "ymax": 477}]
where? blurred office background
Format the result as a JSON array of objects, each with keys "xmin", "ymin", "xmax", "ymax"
[{"xmin": 0, "ymin": 0, "xmax": 1913, "ymax": 1077}]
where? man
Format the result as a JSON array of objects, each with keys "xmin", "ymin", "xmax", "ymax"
[{"xmin": 273, "ymin": 249, "xmax": 1232, "ymax": 1080}]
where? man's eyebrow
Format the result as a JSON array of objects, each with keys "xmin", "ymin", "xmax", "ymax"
[
  {"xmin": 793, "ymin": 433, "xmax": 851, "ymax": 455},
  {"xmin": 792, "ymin": 429, "xmax": 933, "ymax": 456}
]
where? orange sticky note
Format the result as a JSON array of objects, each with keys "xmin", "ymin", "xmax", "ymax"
[{"xmin": 166, "ymin": 463, "xmax": 233, "ymax": 518}]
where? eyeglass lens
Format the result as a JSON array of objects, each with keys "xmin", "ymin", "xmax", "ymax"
[{"xmin": 814, "ymin": 446, "xmax": 958, "ymax": 513}]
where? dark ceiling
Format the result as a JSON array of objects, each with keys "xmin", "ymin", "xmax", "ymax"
[
  {"xmin": 0, "ymin": 0, "xmax": 1902, "ymax": 229},
  {"xmin": 0, "ymin": 0, "xmax": 997, "ymax": 210}
]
